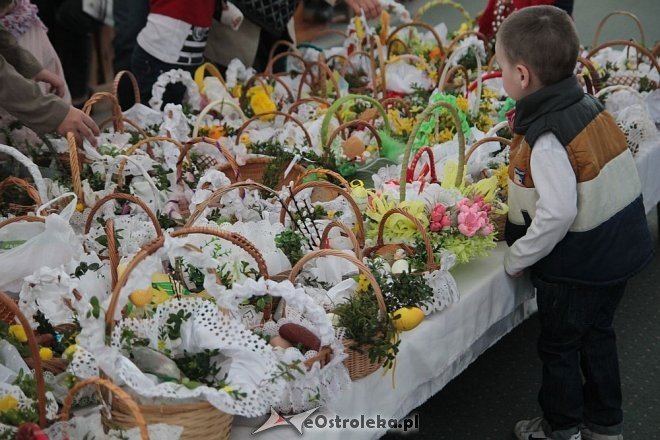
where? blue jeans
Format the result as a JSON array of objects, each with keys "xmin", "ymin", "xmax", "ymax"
[
  {"xmin": 113, "ymin": 0, "xmax": 149, "ymax": 108},
  {"xmin": 534, "ymin": 277, "xmax": 625, "ymax": 438}
]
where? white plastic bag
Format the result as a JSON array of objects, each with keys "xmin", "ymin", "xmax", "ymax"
[{"xmin": 0, "ymin": 194, "xmax": 82, "ymax": 292}]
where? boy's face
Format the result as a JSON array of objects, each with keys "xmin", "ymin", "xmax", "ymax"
[{"xmin": 495, "ymin": 40, "xmax": 531, "ymax": 101}]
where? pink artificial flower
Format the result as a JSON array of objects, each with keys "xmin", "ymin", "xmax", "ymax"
[
  {"xmin": 430, "ymin": 204, "xmax": 452, "ymax": 232},
  {"xmin": 458, "ymin": 209, "xmax": 487, "ymax": 237},
  {"xmin": 479, "ymin": 222, "xmax": 494, "ymax": 236}
]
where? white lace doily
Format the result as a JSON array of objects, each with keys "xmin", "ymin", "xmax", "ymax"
[
  {"xmin": 71, "ymin": 297, "xmax": 284, "ymax": 417},
  {"xmin": 230, "ymin": 278, "xmax": 350, "ymax": 413},
  {"xmin": 45, "ymin": 412, "xmax": 183, "ymax": 440}
]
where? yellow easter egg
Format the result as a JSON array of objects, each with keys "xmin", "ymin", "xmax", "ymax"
[
  {"xmin": 39, "ymin": 347, "xmax": 53, "ymax": 361},
  {"xmin": 76, "ymin": 202, "xmax": 85, "ymax": 212},
  {"xmin": 0, "ymin": 395, "xmax": 18, "ymax": 413},
  {"xmin": 391, "ymin": 307, "xmax": 425, "ymax": 331},
  {"xmin": 129, "ymin": 289, "xmax": 153, "ymax": 308}
]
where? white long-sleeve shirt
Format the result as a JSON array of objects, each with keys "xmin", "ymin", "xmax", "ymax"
[{"xmin": 504, "ymin": 132, "xmax": 579, "ymax": 275}]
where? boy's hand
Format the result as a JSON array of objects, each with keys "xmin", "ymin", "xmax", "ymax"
[
  {"xmin": 56, "ymin": 107, "xmax": 100, "ymax": 148},
  {"xmin": 33, "ymin": 69, "xmax": 66, "ymax": 98}
]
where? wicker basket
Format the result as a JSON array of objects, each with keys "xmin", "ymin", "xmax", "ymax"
[
  {"xmin": 319, "ymin": 220, "xmax": 364, "ymax": 259},
  {"xmin": 586, "ymin": 39, "xmax": 660, "ymax": 90},
  {"xmin": 104, "ymin": 227, "xmax": 277, "ymax": 439},
  {"xmin": 465, "ymin": 136, "xmax": 513, "ymax": 242},
  {"xmin": 218, "ymin": 111, "xmax": 310, "ymax": 189},
  {"xmin": 192, "ymin": 98, "xmax": 246, "ymax": 139},
  {"xmin": 287, "ymin": 249, "xmax": 389, "ymax": 380}
]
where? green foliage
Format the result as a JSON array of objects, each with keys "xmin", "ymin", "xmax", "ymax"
[
  {"xmin": 334, "ymin": 293, "xmax": 399, "ymax": 369},
  {"xmin": 275, "ymin": 229, "xmax": 304, "ymax": 265},
  {"xmin": 368, "ymin": 259, "xmax": 434, "ymax": 312}
]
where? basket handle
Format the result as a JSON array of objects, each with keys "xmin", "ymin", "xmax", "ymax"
[
  {"xmin": 340, "ymin": 50, "xmax": 380, "ymax": 95},
  {"xmin": 66, "ymin": 132, "xmax": 84, "ymax": 202},
  {"xmin": 82, "ymin": 92, "xmax": 123, "ymax": 132},
  {"xmin": 293, "ymin": 168, "xmax": 351, "ymax": 189},
  {"xmin": 592, "ymin": 11, "xmax": 646, "ymax": 48},
  {"xmin": 170, "ymin": 226, "xmax": 270, "ymax": 278},
  {"xmin": 175, "ymin": 136, "xmax": 240, "ymax": 184},
  {"xmin": 233, "ymin": 111, "xmax": 313, "ymax": 149},
  {"xmin": 414, "ymin": 0, "xmax": 472, "ymax": 23},
  {"xmin": 320, "ymin": 94, "xmax": 391, "ymax": 148},
  {"xmin": 0, "ymin": 176, "xmax": 42, "ymax": 207},
  {"xmin": 0, "ymin": 291, "xmax": 47, "ymax": 428},
  {"xmin": 320, "ymin": 220, "xmax": 363, "ymax": 259},
  {"xmin": 194, "ymin": 62, "xmax": 229, "ymax": 92},
  {"xmin": 296, "ymin": 61, "xmax": 341, "ymax": 101},
  {"xmin": 288, "ymin": 97, "xmax": 332, "ymax": 116},
  {"xmin": 266, "ymin": 51, "xmax": 308, "ymax": 76},
  {"xmin": 61, "ymin": 377, "xmax": 149, "ymax": 440},
  {"xmin": 464, "ymin": 136, "xmax": 513, "ymax": 164},
  {"xmin": 288, "ymin": 249, "xmax": 386, "ymax": 315},
  {"xmin": 192, "ymin": 98, "xmax": 246, "ymax": 138},
  {"xmin": 244, "ymin": 73, "xmax": 295, "ymax": 104},
  {"xmin": 0, "ymin": 215, "xmax": 45, "ymax": 230},
  {"xmin": 387, "ymin": 21, "xmax": 445, "ymax": 60},
  {"xmin": 112, "ymin": 70, "xmax": 141, "ymax": 105},
  {"xmin": 439, "ymin": 64, "xmax": 469, "ymax": 96},
  {"xmin": 576, "ymin": 56, "xmax": 602, "ymax": 95},
  {"xmin": 185, "ymin": 182, "xmax": 287, "ymax": 227},
  {"xmin": 595, "ymin": 85, "xmax": 646, "ymax": 104},
  {"xmin": 380, "ymin": 97, "xmax": 412, "ymax": 117},
  {"xmin": 115, "ymin": 136, "xmax": 184, "ymax": 188},
  {"xmin": 100, "ymin": 117, "xmax": 150, "ymax": 149},
  {"xmin": 106, "ymin": 218, "xmax": 120, "ymax": 289},
  {"xmin": 279, "ymin": 180, "xmax": 365, "ymax": 247},
  {"xmin": 325, "ymin": 120, "xmax": 383, "ymax": 160},
  {"xmin": 585, "ymin": 39, "xmax": 660, "ymax": 76},
  {"xmin": 84, "ymin": 192, "xmax": 163, "ymax": 239},
  {"xmin": 267, "ymin": 40, "xmax": 301, "ymax": 63},
  {"xmin": 0, "ymin": 144, "xmax": 47, "ymax": 203},
  {"xmin": 408, "ymin": 146, "xmax": 438, "ymax": 183},
  {"xmin": 446, "ymin": 31, "xmax": 491, "ymax": 59},
  {"xmin": 376, "ymin": 207, "xmax": 437, "ymax": 271},
  {"xmin": 399, "ymin": 100, "xmax": 466, "ymax": 202}
]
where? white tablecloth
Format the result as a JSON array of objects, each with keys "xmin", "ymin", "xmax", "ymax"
[{"xmin": 232, "ymin": 244, "xmax": 536, "ymax": 439}]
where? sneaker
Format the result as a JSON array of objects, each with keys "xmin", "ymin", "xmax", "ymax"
[
  {"xmin": 514, "ymin": 417, "xmax": 582, "ymax": 440},
  {"xmin": 581, "ymin": 427, "xmax": 623, "ymax": 440}
]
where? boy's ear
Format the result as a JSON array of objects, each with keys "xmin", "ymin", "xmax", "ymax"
[{"xmin": 515, "ymin": 63, "xmax": 532, "ymax": 89}]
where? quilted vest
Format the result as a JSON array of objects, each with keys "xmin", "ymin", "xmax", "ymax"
[{"xmin": 505, "ymin": 76, "xmax": 654, "ymax": 285}]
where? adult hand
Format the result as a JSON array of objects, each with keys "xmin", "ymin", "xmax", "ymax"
[
  {"xmin": 56, "ymin": 107, "xmax": 100, "ymax": 148},
  {"xmin": 346, "ymin": 0, "xmax": 382, "ymax": 20},
  {"xmin": 32, "ymin": 69, "xmax": 66, "ymax": 98}
]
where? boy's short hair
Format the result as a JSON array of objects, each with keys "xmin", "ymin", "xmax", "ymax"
[{"xmin": 497, "ymin": 5, "xmax": 579, "ymax": 85}]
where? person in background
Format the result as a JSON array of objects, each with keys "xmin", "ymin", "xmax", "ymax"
[
  {"xmin": 497, "ymin": 6, "xmax": 653, "ymax": 440},
  {"xmin": 1, "ymin": 25, "xmax": 99, "ymax": 146},
  {"xmin": 478, "ymin": 0, "xmax": 575, "ymax": 40},
  {"xmin": 0, "ymin": 0, "xmax": 71, "ymax": 103},
  {"xmin": 112, "ymin": 0, "xmax": 148, "ymax": 109},
  {"xmin": 205, "ymin": 0, "xmax": 381, "ymax": 74},
  {"xmin": 131, "ymin": 0, "xmax": 215, "ymax": 107}
]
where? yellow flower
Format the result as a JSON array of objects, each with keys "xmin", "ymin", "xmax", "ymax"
[
  {"xmin": 481, "ymin": 87, "xmax": 497, "ymax": 100},
  {"xmin": 8, "ymin": 325, "xmax": 27, "ymax": 343},
  {"xmin": 158, "ymin": 340, "xmax": 166, "ymax": 351},
  {"xmin": 239, "ymin": 133, "xmax": 251, "ymax": 145},
  {"xmin": 458, "ymin": 22, "xmax": 471, "ymax": 34},
  {"xmin": 387, "ymin": 108, "xmax": 413, "ymax": 136},
  {"xmin": 366, "ymin": 194, "xmax": 429, "ymax": 242},
  {"xmin": 327, "ymin": 210, "xmax": 337, "ymax": 219},
  {"xmin": 494, "ymin": 164, "xmax": 509, "ymax": 196},
  {"xmin": 151, "ymin": 286, "xmax": 171, "ymax": 305},
  {"xmin": 250, "ymin": 90, "xmax": 277, "ymax": 121},
  {"xmin": 39, "ymin": 347, "xmax": 53, "ymax": 361},
  {"xmin": 222, "ymin": 385, "xmax": 234, "ymax": 394},
  {"xmin": 63, "ymin": 344, "xmax": 78, "ymax": 360},
  {"xmin": 231, "ymin": 84, "xmax": 243, "ymax": 99},
  {"xmin": 76, "ymin": 202, "xmax": 85, "ymax": 213},
  {"xmin": 438, "ymin": 128, "xmax": 454, "ymax": 143},
  {"xmin": 356, "ymin": 274, "xmax": 370, "ymax": 292},
  {"xmin": 476, "ymin": 114, "xmax": 494, "ymax": 132},
  {"xmin": 0, "ymin": 395, "xmax": 18, "ymax": 413},
  {"xmin": 456, "ymin": 96, "xmax": 469, "ymax": 113},
  {"xmin": 355, "ymin": 16, "xmax": 365, "ymax": 40},
  {"xmin": 208, "ymin": 126, "xmax": 225, "ymax": 140}
]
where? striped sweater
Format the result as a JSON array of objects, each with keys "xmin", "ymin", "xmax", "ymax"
[{"xmin": 505, "ymin": 76, "xmax": 654, "ymax": 285}]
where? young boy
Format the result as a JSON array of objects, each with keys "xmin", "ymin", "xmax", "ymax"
[{"xmin": 497, "ymin": 6, "xmax": 654, "ymax": 440}]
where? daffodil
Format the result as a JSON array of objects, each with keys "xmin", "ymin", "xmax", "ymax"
[
  {"xmin": 456, "ymin": 96, "xmax": 469, "ymax": 113},
  {"xmin": 494, "ymin": 164, "xmax": 509, "ymax": 196},
  {"xmin": 467, "ymin": 175, "xmax": 498, "ymax": 203},
  {"xmin": 8, "ymin": 324, "xmax": 27, "ymax": 343},
  {"xmin": 0, "ymin": 395, "xmax": 18, "ymax": 413},
  {"xmin": 438, "ymin": 128, "xmax": 454, "ymax": 143},
  {"xmin": 366, "ymin": 194, "xmax": 429, "ymax": 242},
  {"xmin": 222, "ymin": 385, "xmax": 235, "ymax": 394}
]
